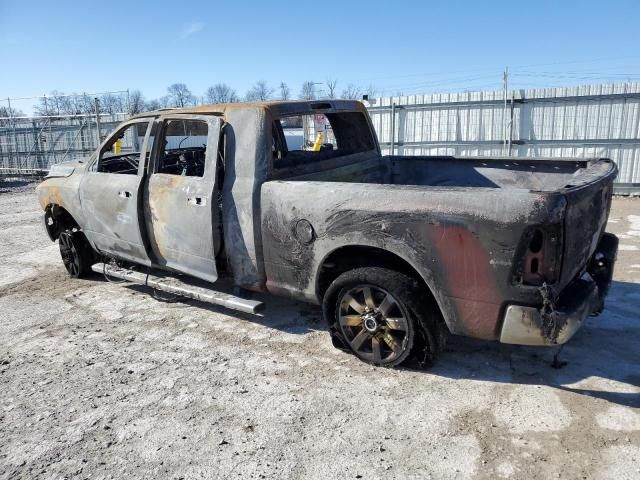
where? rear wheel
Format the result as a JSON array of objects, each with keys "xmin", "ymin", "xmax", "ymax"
[
  {"xmin": 58, "ymin": 230, "xmax": 94, "ymax": 278},
  {"xmin": 323, "ymin": 267, "xmax": 442, "ymax": 367}
]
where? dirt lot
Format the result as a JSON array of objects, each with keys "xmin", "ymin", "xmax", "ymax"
[{"xmin": 0, "ymin": 181, "xmax": 638, "ymax": 480}]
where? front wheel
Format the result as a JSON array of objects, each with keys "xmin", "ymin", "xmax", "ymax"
[
  {"xmin": 323, "ymin": 267, "xmax": 441, "ymax": 367},
  {"xmin": 58, "ymin": 230, "xmax": 94, "ymax": 278}
]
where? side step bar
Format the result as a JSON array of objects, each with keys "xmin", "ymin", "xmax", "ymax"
[{"xmin": 91, "ymin": 263, "xmax": 264, "ymax": 315}]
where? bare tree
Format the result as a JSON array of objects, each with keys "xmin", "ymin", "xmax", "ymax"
[
  {"xmin": 54, "ymin": 93, "xmax": 94, "ymax": 115},
  {"xmin": 128, "ymin": 90, "xmax": 145, "ymax": 115},
  {"xmin": 33, "ymin": 90, "xmax": 84, "ymax": 116},
  {"xmin": 55, "ymin": 94, "xmax": 89, "ymax": 115},
  {"xmin": 245, "ymin": 81, "xmax": 274, "ymax": 101},
  {"xmin": 299, "ymin": 81, "xmax": 317, "ymax": 100},
  {"xmin": 279, "ymin": 82, "xmax": 291, "ymax": 100},
  {"xmin": 326, "ymin": 79, "xmax": 338, "ymax": 99},
  {"xmin": 79, "ymin": 95, "xmax": 98, "ymax": 115},
  {"xmin": 33, "ymin": 91, "xmax": 75, "ymax": 116},
  {"xmin": 0, "ymin": 106, "xmax": 25, "ymax": 126},
  {"xmin": 205, "ymin": 83, "xmax": 239, "ymax": 104},
  {"xmin": 166, "ymin": 83, "xmax": 194, "ymax": 108},
  {"xmin": 144, "ymin": 98, "xmax": 163, "ymax": 112},
  {"xmin": 34, "ymin": 91, "xmax": 128, "ymax": 116},
  {"xmin": 340, "ymin": 84, "xmax": 362, "ymax": 100},
  {"xmin": 100, "ymin": 93, "xmax": 125, "ymax": 114},
  {"xmin": 34, "ymin": 91, "xmax": 63, "ymax": 116}
]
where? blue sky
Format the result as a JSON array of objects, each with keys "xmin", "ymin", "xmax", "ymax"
[{"xmin": 2, "ymin": 0, "xmax": 640, "ymax": 109}]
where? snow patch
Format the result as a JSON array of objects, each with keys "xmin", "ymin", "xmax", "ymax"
[
  {"xmin": 596, "ymin": 445, "xmax": 640, "ymax": 480},
  {"xmin": 627, "ymin": 214, "xmax": 640, "ymax": 237},
  {"xmin": 596, "ymin": 405, "xmax": 640, "ymax": 431},
  {"xmin": 493, "ymin": 387, "xmax": 572, "ymax": 433}
]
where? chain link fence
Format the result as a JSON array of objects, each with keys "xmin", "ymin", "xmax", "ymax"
[
  {"xmin": 0, "ymin": 113, "xmax": 128, "ymax": 174},
  {"xmin": 0, "ymin": 91, "xmax": 130, "ymax": 175}
]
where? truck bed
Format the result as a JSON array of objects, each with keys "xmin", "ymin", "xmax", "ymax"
[
  {"xmin": 279, "ymin": 154, "xmax": 617, "ymax": 295},
  {"xmin": 387, "ymin": 156, "xmax": 597, "ymax": 191},
  {"xmin": 286, "ymin": 154, "xmax": 611, "ymax": 193}
]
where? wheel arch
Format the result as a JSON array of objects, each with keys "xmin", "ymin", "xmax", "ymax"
[
  {"xmin": 44, "ymin": 203, "xmax": 80, "ymax": 241},
  {"xmin": 315, "ymin": 244, "xmax": 451, "ymax": 331}
]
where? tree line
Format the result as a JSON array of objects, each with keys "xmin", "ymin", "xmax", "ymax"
[{"xmin": 0, "ymin": 80, "xmax": 379, "ymax": 118}]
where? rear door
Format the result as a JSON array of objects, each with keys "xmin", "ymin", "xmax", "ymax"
[
  {"xmin": 79, "ymin": 119, "xmax": 153, "ymax": 265},
  {"xmin": 144, "ymin": 114, "xmax": 222, "ymax": 283}
]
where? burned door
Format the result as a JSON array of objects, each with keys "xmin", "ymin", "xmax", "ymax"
[
  {"xmin": 79, "ymin": 119, "xmax": 153, "ymax": 265},
  {"xmin": 144, "ymin": 115, "xmax": 222, "ymax": 283}
]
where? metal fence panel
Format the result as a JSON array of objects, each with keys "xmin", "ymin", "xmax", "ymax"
[
  {"xmin": 0, "ymin": 113, "xmax": 127, "ymax": 173},
  {"xmin": 368, "ymin": 82, "xmax": 640, "ymax": 191}
]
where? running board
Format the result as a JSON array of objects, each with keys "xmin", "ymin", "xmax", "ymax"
[{"xmin": 91, "ymin": 263, "xmax": 264, "ymax": 315}]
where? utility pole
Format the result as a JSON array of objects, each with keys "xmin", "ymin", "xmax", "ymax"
[
  {"xmin": 44, "ymin": 95, "xmax": 53, "ymax": 167},
  {"xmin": 94, "ymin": 97, "xmax": 102, "ymax": 145},
  {"xmin": 503, "ymin": 66, "xmax": 508, "ymax": 155},
  {"xmin": 7, "ymin": 97, "xmax": 19, "ymax": 170},
  {"xmin": 126, "ymin": 89, "xmax": 131, "ymax": 117},
  {"xmin": 390, "ymin": 102, "xmax": 396, "ymax": 155},
  {"xmin": 508, "ymin": 91, "xmax": 515, "ymax": 156}
]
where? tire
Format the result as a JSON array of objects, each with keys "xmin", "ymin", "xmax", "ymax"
[
  {"xmin": 58, "ymin": 229, "xmax": 94, "ymax": 278},
  {"xmin": 323, "ymin": 267, "xmax": 443, "ymax": 368}
]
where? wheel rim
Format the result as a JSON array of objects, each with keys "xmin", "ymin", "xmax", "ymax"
[
  {"xmin": 59, "ymin": 233, "xmax": 80, "ymax": 276},
  {"xmin": 338, "ymin": 285, "xmax": 410, "ymax": 364}
]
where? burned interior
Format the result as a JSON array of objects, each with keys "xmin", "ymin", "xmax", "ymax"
[
  {"xmin": 272, "ymin": 111, "xmax": 376, "ymax": 168},
  {"xmin": 157, "ymin": 119, "xmax": 208, "ymax": 177}
]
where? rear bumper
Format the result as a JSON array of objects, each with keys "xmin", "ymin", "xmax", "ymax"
[{"xmin": 500, "ymin": 233, "xmax": 618, "ymax": 346}]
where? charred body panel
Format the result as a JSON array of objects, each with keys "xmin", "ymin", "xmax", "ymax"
[
  {"xmin": 37, "ymin": 166, "xmax": 87, "ymax": 240},
  {"xmin": 260, "ymin": 181, "xmax": 571, "ymax": 340},
  {"xmin": 218, "ymin": 100, "xmax": 374, "ymax": 291},
  {"xmin": 218, "ymin": 106, "xmax": 270, "ymax": 290}
]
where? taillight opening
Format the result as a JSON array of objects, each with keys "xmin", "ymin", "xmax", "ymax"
[
  {"xmin": 530, "ymin": 257, "xmax": 539, "ymax": 274},
  {"xmin": 514, "ymin": 225, "xmax": 562, "ymax": 286},
  {"xmin": 523, "ymin": 229, "xmax": 545, "ymax": 285},
  {"xmin": 530, "ymin": 230, "xmax": 543, "ymax": 253}
]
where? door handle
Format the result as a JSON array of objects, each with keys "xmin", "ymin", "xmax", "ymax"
[
  {"xmin": 187, "ymin": 196, "xmax": 206, "ymax": 206},
  {"xmin": 118, "ymin": 191, "xmax": 132, "ymax": 198}
]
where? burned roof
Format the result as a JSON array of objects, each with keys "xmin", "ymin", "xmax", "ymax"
[{"xmin": 130, "ymin": 99, "xmax": 367, "ymax": 120}]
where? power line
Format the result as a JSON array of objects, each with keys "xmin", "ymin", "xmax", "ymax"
[
  {"xmin": 1, "ymin": 90, "xmax": 129, "ymax": 102},
  {"xmin": 344, "ymin": 54, "xmax": 640, "ymax": 87},
  {"xmin": 509, "ymin": 54, "xmax": 640, "ymax": 69}
]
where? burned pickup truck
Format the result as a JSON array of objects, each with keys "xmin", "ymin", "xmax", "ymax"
[{"xmin": 37, "ymin": 100, "xmax": 618, "ymax": 367}]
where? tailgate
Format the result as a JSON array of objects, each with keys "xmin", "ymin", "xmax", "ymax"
[{"xmin": 559, "ymin": 159, "xmax": 617, "ymax": 287}]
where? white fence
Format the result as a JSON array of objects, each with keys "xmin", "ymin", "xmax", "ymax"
[{"xmin": 367, "ymin": 82, "xmax": 640, "ymax": 193}]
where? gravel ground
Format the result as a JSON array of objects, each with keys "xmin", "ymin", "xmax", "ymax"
[{"xmin": 0, "ymin": 181, "xmax": 638, "ymax": 480}]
